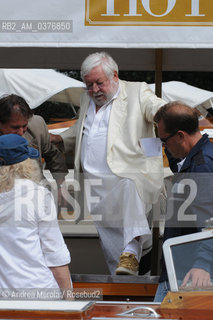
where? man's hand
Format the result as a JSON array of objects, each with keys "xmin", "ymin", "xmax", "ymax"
[
  {"xmin": 50, "ymin": 133, "xmax": 63, "ymax": 145},
  {"xmin": 49, "ymin": 133, "xmax": 65, "ymax": 152},
  {"xmin": 181, "ymin": 268, "xmax": 212, "ymax": 288}
]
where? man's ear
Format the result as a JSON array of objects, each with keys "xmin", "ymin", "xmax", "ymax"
[
  {"xmin": 178, "ymin": 130, "xmax": 185, "ymax": 140},
  {"xmin": 113, "ymin": 71, "xmax": 119, "ymax": 82}
]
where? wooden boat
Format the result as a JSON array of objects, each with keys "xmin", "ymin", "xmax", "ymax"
[{"xmin": 0, "ymin": 293, "xmax": 213, "ymax": 320}]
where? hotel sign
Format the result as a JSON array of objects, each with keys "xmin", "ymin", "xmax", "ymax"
[
  {"xmin": 85, "ymin": 0, "xmax": 212, "ymax": 26},
  {"xmin": 0, "ymin": 0, "xmax": 212, "ymax": 48}
]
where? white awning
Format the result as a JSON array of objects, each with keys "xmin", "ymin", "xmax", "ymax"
[
  {"xmin": 149, "ymin": 81, "xmax": 213, "ymax": 107},
  {"xmin": 0, "ymin": 69, "xmax": 85, "ymax": 108}
]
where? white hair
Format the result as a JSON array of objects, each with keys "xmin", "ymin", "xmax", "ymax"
[
  {"xmin": 0, "ymin": 158, "xmax": 41, "ymax": 192},
  {"xmin": 80, "ymin": 52, "xmax": 118, "ymax": 81}
]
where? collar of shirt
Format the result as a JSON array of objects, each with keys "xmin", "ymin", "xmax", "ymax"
[
  {"xmin": 81, "ymin": 87, "xmax": 120, "ymax": 175},
  {"xmin": 177, "ymin": 158, "xmax": 186, "ymax": 172},
  {"xmin": 90, "ymin": 86, "xmax": 120, "ymax": 112},
  {"xmin": 83, "ymin": 86, "xmax": 120, "ymax": 135},
  {"xmin": 180, "ymin": 133, "xmax": 209, "ymax": 172}
]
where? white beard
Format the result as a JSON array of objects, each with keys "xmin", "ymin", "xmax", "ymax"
[{"xmin": 92, "ymin": 79, "xmax": 118, "ymax": 107}]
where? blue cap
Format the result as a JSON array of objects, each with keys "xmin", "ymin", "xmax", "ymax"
[{"xmin": 0, "ymin": 134, "xmax": 40, "ymax": 166}]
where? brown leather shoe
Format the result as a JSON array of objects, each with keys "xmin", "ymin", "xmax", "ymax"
[{"xmin": 115, "ymin": 252, "xmax": 139, "ymax": 275}]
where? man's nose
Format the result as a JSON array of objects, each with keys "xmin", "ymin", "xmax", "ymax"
[
  {"xmin": 17, "ymin": 127, "xmax": 24, "ymax": 136},
  {"xmin": 92, "ymin": 82, "xmax": 100, "ymax": 92}
]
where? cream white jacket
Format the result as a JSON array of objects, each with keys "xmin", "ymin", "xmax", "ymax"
[{"xmin": 61, "ymin": 80, "xmax": 165, "ymax": 203}]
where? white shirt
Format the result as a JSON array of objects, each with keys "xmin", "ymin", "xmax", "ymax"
[
  {"xmin": 0, "ymin": 179, "xmax": 70, "ymax": 289},
  {"xmin": 177, "ymin": 158, "xmax": 186, "ymax": 172},
  {"xmin": 81, "ymin": 95, "xmax": 116, "ymax": 176},
  {"xmin": 81, "ymin": 92, "xmax": 126, "ymax": 210},
  {"xmin": 80, "ymin": 94, "xmax": 152, "ymax": 274}
]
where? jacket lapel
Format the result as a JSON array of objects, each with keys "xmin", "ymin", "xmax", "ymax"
[
  {"xmin": 75, "ymin": 92, "xmax": 89, "ymax": 169},
  {"xmin": 23, "ymin": 131, "xmax": 38, "ymax": 150},
  {"xmin": 108, "ymin": 80, "xmax": 127, "ymax": 151}
]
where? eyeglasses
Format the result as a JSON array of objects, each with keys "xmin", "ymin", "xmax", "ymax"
[
  {"xmin": 160, "ymin": 131, "xmax": 178, "ymax": 144},
  {"xmin": 86, "ymin": 79, "xmax": 108, "ymax": 91}
]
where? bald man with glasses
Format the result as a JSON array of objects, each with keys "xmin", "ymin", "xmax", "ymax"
[{"xmin": 154, "ymin": 101, "xmax": 213, "ymax": 301}]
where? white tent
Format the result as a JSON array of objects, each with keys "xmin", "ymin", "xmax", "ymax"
[
  {"xmin": 0, "ymin": 69, "xmax": 85, "ymax": 109},
  {"xmin": 149, "ymin": 81, "xmax": 213, "ymax": 108},
  {"xmin": 0, "ymin": 68, "xmax": 212, "ymax": 113}
]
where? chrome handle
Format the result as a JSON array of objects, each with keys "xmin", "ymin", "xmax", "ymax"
[{"xmin": 117, "ymin": 306, "xmax": 160, "ymax": 318}]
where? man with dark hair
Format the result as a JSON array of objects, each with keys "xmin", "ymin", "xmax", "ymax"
[
  {"xmin": 154, "ymin": 101, "xmax": 199, "ymax": 135},
  {"xmin": 0, "ymin": 94, "xmax": 68, "ymax": 191},
  {"xmin": 154, "ymin": 101, "xmax": 213, "ymax": 301}
]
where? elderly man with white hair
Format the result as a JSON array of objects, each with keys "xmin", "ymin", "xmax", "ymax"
[{"xmin": 51, "ymin": 52, "xmax": 165, "ymax": 275}]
